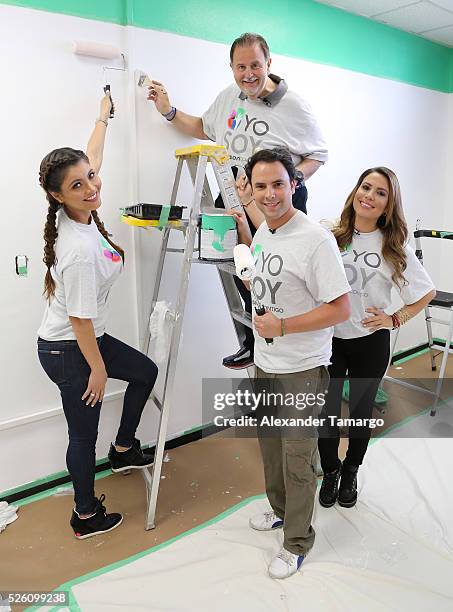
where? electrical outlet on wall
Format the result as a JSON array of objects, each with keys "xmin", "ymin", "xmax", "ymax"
[{"xmin": 15, "ymin": 255, "xmax": 28, "ymax": 277}]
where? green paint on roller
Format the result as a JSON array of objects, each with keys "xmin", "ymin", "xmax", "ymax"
[{"xmin": 201, "ymin": 214, "xmax": 236, "ymax": 252}]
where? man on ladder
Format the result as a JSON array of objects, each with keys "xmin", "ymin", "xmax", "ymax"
[{"xmin": 146, "ymin": 32, "xmax": 328, "ymax": 370}]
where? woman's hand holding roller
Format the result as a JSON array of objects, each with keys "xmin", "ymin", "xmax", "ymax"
[{"xmin": 99, "ymin": 93, "xmax": 114, "ymax": 122}]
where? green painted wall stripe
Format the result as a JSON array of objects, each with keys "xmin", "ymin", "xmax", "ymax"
[
  {"xmin": 133, "ymin": 0, "xmax": 453, "ymax": 93},
  {"xmin": 1, "ymin": 0, "xmax": 453, "ymax": 92}
]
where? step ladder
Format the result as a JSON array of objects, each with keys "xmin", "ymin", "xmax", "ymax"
[
  {"xmin": 122, "ymin": 145, "xmax": 250, "ymax": 529},
  {"xmin": 385, "ymin": 227, "xmax": 453, "ymax": 416}
]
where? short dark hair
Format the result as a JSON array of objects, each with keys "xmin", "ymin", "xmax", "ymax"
[
  {"xmin": 245, "ymin": 147, "xmax": 296, "ymax": 183},
  {"xmin": 230, "ymin": 33, "xmax": 270, "ymax": 63}
]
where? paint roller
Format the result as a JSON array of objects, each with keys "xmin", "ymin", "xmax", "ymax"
[
  {"xmin": 73, "ymin": 41, "xmax": 127, "ymax": 118},
  {"xmin": 233, "ymin": 244, "xmax": 273, "ymax": 345}
]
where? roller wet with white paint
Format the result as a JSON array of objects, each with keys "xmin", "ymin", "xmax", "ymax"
[
  {"xmin": 234, "ymin": 244, "xmax": 273, "ymax": 345},
  {"xmin": 72, "ymin": 40, "xmax": 127, "ymax": 117}
]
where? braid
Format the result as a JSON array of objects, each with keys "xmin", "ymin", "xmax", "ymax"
[
  {"xmin": 39, "ymin": 147, "xmax": 124, "ymax": 302},
  {"xmin": 92, "ymin": 210, "xmax": 125, "ymax": 262},
  {"xmin": 39, "ymin": 147, "xmax": 89, "ymax": 300},
  {"xmin": 43, "ymin": 195, "xmax": 59, "ymax": 300}
]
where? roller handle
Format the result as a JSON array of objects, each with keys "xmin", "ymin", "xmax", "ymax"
[
  {"xmin": 255, "ymin": 305, "xmax": 273, "ymax": 345},
  {"xmin": 104, "ymin": 85, "xmax": 115, "ymax": 118}
]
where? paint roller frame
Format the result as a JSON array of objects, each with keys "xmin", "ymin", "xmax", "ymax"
[
  {"xmin": 73, "ymin": 41, "xmax": 127, "ymax": 119},
  {"xmin": 101, "ymin": 56, "xmax": 127, "ymax": 119}
]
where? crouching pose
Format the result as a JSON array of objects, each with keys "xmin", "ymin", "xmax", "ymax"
[
  {"xmin": 232, "ymin": 147, "xmax": 350, "ymax": 579},
  {"xmin": 37, "ymin": 94, "xmax": 158, "ymax": 538},
  {"xmin": 318, "ymin": 167, "xmax": 435, "ymax": 509}
]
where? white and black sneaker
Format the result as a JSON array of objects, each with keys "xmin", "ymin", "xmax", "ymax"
[
  {"xmin": 249, "ymin": 510, "xmax": 284, "ymax": 531},
  {"xmin": 268, "ymin": 547, "xmax": 306, "ymax": 579},
  {"xmin": 222, "ymin": 346, "xmax": 254, "ymax": 370},
  {"xmin": 108, "ymin": 443, "xmax": 153, "ymax": 473},
  {"xmin": 70, "ymin": 494, "xmax": 123, "ymax": 540}
]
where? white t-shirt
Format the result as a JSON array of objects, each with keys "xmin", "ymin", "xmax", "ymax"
[
  {"xmin": 250, "ymin": 211, "xmax": 350, "ymax": 374},
  {"xmin": 335, "ymin": 229, "xmax": 435, "ymax": 339},
  {"xmin": 38, "ymin": 209, "xmax": 123, "ymax": 341},
  {"xmin": 202, "ymin": 79, "xmax": 328, "ymax": 172}
]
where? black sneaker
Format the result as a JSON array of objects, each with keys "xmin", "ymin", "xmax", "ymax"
[
  {"xmin": 70, "ymin": 494, "xmax": 123, "ymax": 539},
  {"xmin": 338, "ymin": 464, "xmax": 358, "ymax": 507},
  {"xmin": 108, "ymin": 443, "xmax": 153, "ymax": 473},
  {"xmin": 222, "ymin": 346, "xmax": 254, "ymax": 370},
  {"xmin": 319, "ymin": 464, "xmax": 341, "ymax": 508},
  {"xmin": 133, "ymin": 438, "xmax": 153, "ymax": 457}
]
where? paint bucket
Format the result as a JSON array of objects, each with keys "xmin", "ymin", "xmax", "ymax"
[{"xmin": 198, "ymin": 209, "xmax": 237, "ymax": 261}]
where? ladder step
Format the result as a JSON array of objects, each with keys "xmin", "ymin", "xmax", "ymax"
[
  {"xmin": 429, "ymin": 344, "xmax": 453, "ymax": 353},
  {"xmin": 230, "ymin": 309, "xmax": 252, "ymax": 328},
  {"xmin": 192, "ymin": 259, "xmax": 236, "ymax": 273}
]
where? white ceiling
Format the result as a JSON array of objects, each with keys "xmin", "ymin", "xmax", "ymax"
[{"xmin": 315, "ymin": 0, "xmax": 453, "ymax": 47}]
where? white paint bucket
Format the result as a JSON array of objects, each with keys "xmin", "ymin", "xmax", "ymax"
[{"xmin": 199, "ymin": 211, "xmax": 237, "ymax": 261}]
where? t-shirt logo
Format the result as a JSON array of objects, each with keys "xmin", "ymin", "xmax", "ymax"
[
  {"xmin": 100, "ymin": 237, "xmax": 121, "ymax": 262},
  {"xmin": 227, "ymin": 107, "xmax": 246, "ymax": 130},
  {"xmin": 251, "ymin": 243, "xmax": 262, "ymax": 262}
]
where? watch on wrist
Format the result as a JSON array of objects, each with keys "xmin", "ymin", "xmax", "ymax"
[{"xmin": 162, "ymin": 107, "xmax": 177, "ymax": 121}]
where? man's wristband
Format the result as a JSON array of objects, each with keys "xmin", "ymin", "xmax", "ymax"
[
  {"xmin": 281, "ymin": 318, "xmax": 286, "ymax": 337},
  {"xmin": 96, "ymin": 118, "xmax": 108, "ymax": 127},
  {"xmin": 162, "ymin": 107, "xmax": 177, "ymax": 121}
]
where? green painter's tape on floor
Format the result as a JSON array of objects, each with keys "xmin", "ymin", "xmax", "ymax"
[
  {"xmin": 1, "ymin": 0, "xmax": 453, "ymax": 92},
  {"xmin": 27, "ymin": 391, "xmax": 451, "ymax": 612},
  {"xmin": 28, "ymin": 494, "xmax": 267, "ymax": 612}
]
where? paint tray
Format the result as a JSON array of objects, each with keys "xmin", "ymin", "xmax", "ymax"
[{"xmin": 124, "ymin": 203, "xmax": 185, "ymax": 220}]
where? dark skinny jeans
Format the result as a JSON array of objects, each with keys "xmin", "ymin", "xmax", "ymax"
[
  {"xmin": 318, "ymin": 330, "xmax": 390, "ymax": 473},
  {"xmin": 38, "ymin": 333, "xmax": 158, "ymax": 514}
]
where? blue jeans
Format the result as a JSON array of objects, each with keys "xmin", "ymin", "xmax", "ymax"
[{"xmin": 38, "ymin": 333, "xmax": 158, "ymax": 514}]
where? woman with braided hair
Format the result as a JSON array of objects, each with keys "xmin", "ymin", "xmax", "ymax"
[
  {"xmin": 318, "ymin": 167, "xmax": 435, "ymax": 509},
  {"xmin": 37, "ymin": 94, "xmax": 158, "ymax": 539}
]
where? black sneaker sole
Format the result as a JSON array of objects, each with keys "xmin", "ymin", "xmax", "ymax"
[
  {"xmin": 110, "ymin": 461, "xmax": 153, "ymax": 473},
  {"xmin": 222, "ymin": 361, "xmax": 254, "ymax": 370},
  {"xmin": 73, "ymin": 516, "xmax": 123, "ymax": 539}
]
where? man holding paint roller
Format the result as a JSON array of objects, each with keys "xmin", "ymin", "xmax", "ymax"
[
  {"xmin": 231, "ymin": 147, "xmax": 350, "ymax": 579},
  {"xmin": 147, "ymin": 32, "xmax": 328, "ymax": 369}
]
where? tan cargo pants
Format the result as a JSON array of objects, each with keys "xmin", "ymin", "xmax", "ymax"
[{"xmin": 255, "ymin": 365, "xmax": 329, "ymax": 555}]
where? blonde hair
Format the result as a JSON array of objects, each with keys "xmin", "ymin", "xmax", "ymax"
[{"xmin": 333, "ymin": 167, "xmax": 408, "ymax": 287}]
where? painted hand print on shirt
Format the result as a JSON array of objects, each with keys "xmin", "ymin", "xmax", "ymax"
[{"xmin": 100, "ymin": 237, "xmax": 121, "ymax": 262}]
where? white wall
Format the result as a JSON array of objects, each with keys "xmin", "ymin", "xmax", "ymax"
[{"xmin": 0, "ymin": 4, "xmax": 450, "ymax": 493}]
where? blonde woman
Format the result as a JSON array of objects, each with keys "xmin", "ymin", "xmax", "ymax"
[{"xmin": 318, "ymin": 167, "xmax": 435, "ymax": 508}]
